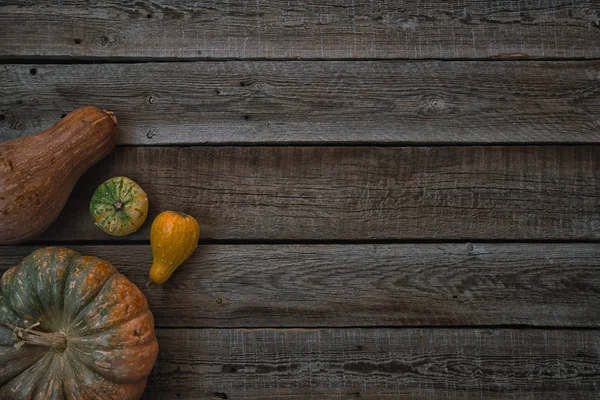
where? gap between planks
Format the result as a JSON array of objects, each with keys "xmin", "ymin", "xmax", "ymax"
[
  {"xmin": 2, "ymin": 56, "xmax": 600, "ymax": 64},
  {"xmin": 153, "ymin": 325, "xmax": 600, "ymax": 331},
  {"xmin": 18, "ymin": 238, "xmax": 600, "ymax": 247}
]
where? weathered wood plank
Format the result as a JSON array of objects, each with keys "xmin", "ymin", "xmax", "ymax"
[
  {"xmin": 1, "ymin": 61, "xmax": 599, "ymax": 144},
  {"xmin": 142, "ymin": 328, "xmax": 600, "ymax": 399},
  {"xmin": 2, "ymin": 244, "xmax": 599, "ymax": 328},
  {"xmin": 17, "ymin": 146, "xmax": 599, "ymax": 242},
  {"xmin": 1, "ymin": 1, "xmax": 599, "ymax": 60}
]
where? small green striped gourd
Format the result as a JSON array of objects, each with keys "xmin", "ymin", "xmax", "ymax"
[{"xmin": 89, "ymin": 177, "xmax": 148, "ymax": 236}]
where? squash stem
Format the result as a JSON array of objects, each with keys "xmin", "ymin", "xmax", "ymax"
[
  {"xmin": 145, "ymin": 279, "xmax": 154, "ymax": 288},
  {"xmin": 102, "ymin": 109, "xmax": 118, "ymax": 125},
  {"xmin": 1, "ymin": 322, "xmax": 67, "ymax": 352}
]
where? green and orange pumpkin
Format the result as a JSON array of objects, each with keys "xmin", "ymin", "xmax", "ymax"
[
  {"xmin": 0, "ymin": 247, "xmax": 158, "ymax": 399},
  {"xmin": 90, "ymin": 177, "xmax": 149, "ymax": 236}
]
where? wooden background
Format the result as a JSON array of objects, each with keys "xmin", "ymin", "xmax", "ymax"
[{"xmin": 1, "ymin": 0, "xmax": 599, "ymax": 399}]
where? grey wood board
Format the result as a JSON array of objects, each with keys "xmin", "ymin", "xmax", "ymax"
[
  {"xmin": 1, "ymin": 0, "xmax": 599, "ymax": 60},
  {"xmin": 142, "ymin": 328, "xmax": 600, "ymax": 399},
  {"xmin": 2, "ymin": 244, "xmax": 600, "ymax": 328},
  {"xmin": 1, "ymin": 61, "xmax": 599, "ymax": 144},
  {"xmin": 22, "ymin": 146, "xmax": 600, "ymax": 242}
]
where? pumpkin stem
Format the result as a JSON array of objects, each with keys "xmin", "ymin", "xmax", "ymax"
[
  {"xmin": 113, "ymin": 200, "xmax": 125, "ymax": 211},
  {"xmin": 1, "ymin": 321, "xmax": 67, "ymax": 352}
]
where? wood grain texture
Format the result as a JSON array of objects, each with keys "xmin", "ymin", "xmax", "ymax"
[
  {"xmin": 2, "ymin": 244, "xmax": 599, "ymax": 328},
  {"xmin": 142, "ymin": 328, "xmax": 600, "ymax": 399},
  {"xmin": 18, "ymin": 145, "xmax": 600, "ymax": 242},
  {"xmin": 1, "ymin": 61, "xmax": 599, "ymax": 144},
  {"xmin": 1, "ymin": 0, "xmax": 599, "ymax": 60}
]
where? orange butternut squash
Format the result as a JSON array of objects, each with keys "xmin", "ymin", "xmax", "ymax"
[{"xmin": 0, "ymin": 107, "xmax": 117, "ymax": 244}]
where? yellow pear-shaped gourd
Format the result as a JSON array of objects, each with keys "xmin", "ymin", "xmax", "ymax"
[{"xmin": 147, "ymin": 211, "xmax": 200, "ymax": 285}]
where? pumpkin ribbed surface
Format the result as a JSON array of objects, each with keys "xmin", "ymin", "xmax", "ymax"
[{"xmin": 0, "ymin": 247, "xmax": 158, "ymax": 399}]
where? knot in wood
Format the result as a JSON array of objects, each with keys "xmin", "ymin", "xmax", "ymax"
[
  {"xmin": 13, "ymin": 121, "xmax": 25, "ymax": 131},
  {"xmin": 418, "ymin": 95, "xmax": 451, "ymax": 115}
]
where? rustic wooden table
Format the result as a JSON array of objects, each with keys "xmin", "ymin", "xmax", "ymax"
[{"xmin": 1, "ymin": 1, "xmax": 599, "ymax": 399}]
